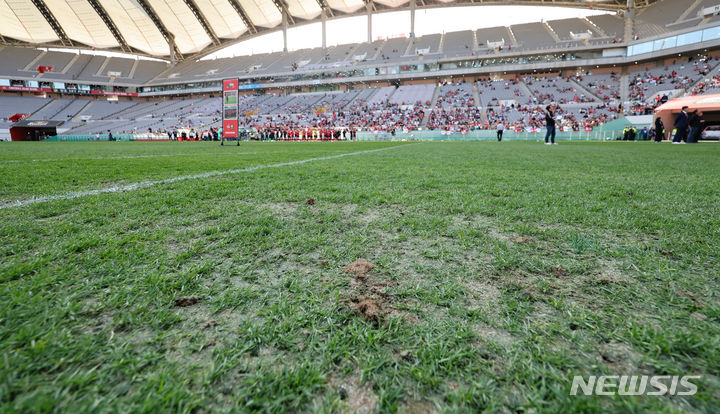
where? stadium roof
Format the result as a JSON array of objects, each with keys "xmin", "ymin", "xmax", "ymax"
[{"xmin": 0, "ymin": 0, "xmax": 655, "ymax": 59}]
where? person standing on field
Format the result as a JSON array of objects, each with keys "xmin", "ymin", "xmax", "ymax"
[
  {"xmin": 496, "ymin": 121, "xmax": 504, "ymax": 141},
  {"xmin": 673, "ymin": 106, "xmax": 689, "ymax": 144},
  {"xmin": 544, "ymin": 105, "xmax": 556, "ymax": 145},
  {"xmin": 654, "ymin": 117, "xmax": 664, "ymax": 142},
  {"xmin": 687, "ymin": 110, "xmax": 705, "ymax": 143}
]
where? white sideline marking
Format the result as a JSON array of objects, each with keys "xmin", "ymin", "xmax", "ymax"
[
  {"xmin": 4, "ymin": 152, "xmax": 257, "ymax": 163},
  {"xmin": 0, "ymin": 145, "xmax": 409, "ymax": 210}
]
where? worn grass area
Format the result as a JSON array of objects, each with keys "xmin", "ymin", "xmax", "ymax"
[{"xmin": 0, "ymin": 141, "xmax": 719, "ymax": 413}]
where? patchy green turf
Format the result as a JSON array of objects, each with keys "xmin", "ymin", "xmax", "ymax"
[{"xmin": 0, "ymin": 141, "xmax": 718, "ymax": 413}]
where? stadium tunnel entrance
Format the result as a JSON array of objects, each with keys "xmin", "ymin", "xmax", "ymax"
[
  {"xmin": 655, "ymin": 94, "xmax": 720, "ymax": 139},
  {"xmin": 9, "ymin": 120, "xmax": 63, "ymax": 141}
]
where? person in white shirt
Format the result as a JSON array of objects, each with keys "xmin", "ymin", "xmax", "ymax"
[{"xmin": 497, "ymin": 122, "xmax": 505, "ymax": 141}]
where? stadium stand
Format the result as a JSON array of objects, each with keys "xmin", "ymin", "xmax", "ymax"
[
  {"xmin": 629, "ymin": 58, "xmax": 719, "ymax": 103},
  {"xmin": 81, "ymin": 101, "xmax": 139, "ymax": 120},
  {"xmin": 377, "ymin": 38, "xmax": 410, "ymax": 61},
  {"xmin": 2, "ymin": 96, "xmax": 51, "ymax": 115},
  {"xmin": 349, "ymin": 40, "xmax": 386, "ymax": 62},
  {"xmin": 548, "ymin": 18, "xmax": 599, "ymax": 41},
  {"xmin": 27, "ymin": 52, "xmax": 75, "ymax": 75},
  {"xmin": 411, "ymin": 34, "xmax": 442, "ymax": 55},
  {"xmin": 572, "ymin": 73, "xmax": 622, "ymax": 103},
  {"xmin": 388, "ymin": 84, "xmax": 435, "ymax": 106},
  {"xmin": 0, "ymin": 96, "xmax": 51, "ymax": 126},
  {"xmin": 511, "ymin": 23, "xmax": 556, "ymax": 50},
  {"xmin": 442, "ymin": 31, "xmax": 475, "ymax": 57},
  {"xmin": 477, "ymin": 79, "xmax": 532, "ymax": 107},
  {"xmin": 29, "ymin": 98, "xmax": 74, "ymax": 120},
  {"xmin": 426, "ymin": 81, "xmax": 481, "ymax": 130},
  {"xmin": 52, "ymin": 99, "xmax": 90, "ymax": 121},
  {"xmin": 635, "ymin": 0, "xmax": 699, "ymax": 33},
  {"xmin": 476, "ymin": 27, "xmax": 509, "ymax": 48},
  {"xmin": 103, "ymin": 58, "xmax": 135, "ymax": 78},
  {"xmin": 434, "ymin": 82, "xmax": 475, "ymax": 109},
  {"xmin": 524, "ymin": 75, "xmax": 596, "ymax": 104},
  {"xmin": 365, "ymin": 86, "xmax": 396, "ymax": 105},
  {"xmin": 586, "ymin": 15, "xmax": 625, "ymax": 40},
  {"xmin": 77, "ymin": 56, "xmax": 108, "ymax": 80},
  {"xmin": 318, "ymin": 44, "xmax": 359, "ymax": 65}
]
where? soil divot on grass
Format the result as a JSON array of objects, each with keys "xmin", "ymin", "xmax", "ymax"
[
  {"xmin": 348, "ymin": 297, "xmax": 383, "ymax": 322},
  {"xmin": 552, "ymin": 266, "xmax": 567, "ymax": 279},
  {"xmin": 342, "ymin": 258, "xmax": 417, "ymax": 323},
  {"xmin": 343, "ymin": 259, "xmax": 385, "ymax": 321},
  {"xmin": 174, "ymin": 296, "xmax": 200, "ymax": 307},
  {"xmin": 333, "ymin": 374, "xmax": 378, "ymax": 414},
  {"xmin": 343, "ymin": 258, "xmax": 375, "ymax": 279}
]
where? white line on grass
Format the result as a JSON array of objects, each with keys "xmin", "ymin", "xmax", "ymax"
[
  {"xmin": 4, "ymin": 152, "xmax": 257, "ymax": 163},
  {"xmin": 0, "ymin": 144, "xmax": 411, "ymax": 210}
]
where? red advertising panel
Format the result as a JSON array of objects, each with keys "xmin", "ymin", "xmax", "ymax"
[
  {"xmin": 222, "ymin": 79, "xmax": 239, "ymax": 138},
  {"xmin": 0, "ymin": 85, "xmax": 51, "ymax": 92}
]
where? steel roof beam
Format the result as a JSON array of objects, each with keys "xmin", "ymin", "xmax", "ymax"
[
  {"xmin": 272, "ymin": 0, "xmax": 295, "ymax": 25},
  {"xmin": 226, "ymin": 0, "xmax": 258, "ymax": 33},
  {"xmin": 316, "ymin": 0, "xmax": 334, "ymax": 17},
  {"xmin": 135, "ymin": 0, "xmax": 183, "ymax": 59},
  {"xmin": 183, "ymin": 0, "xmax": 221, "ymax": 46},
  {"xmin": 30, "ymin": 0, "xmax": 73, "ymax": 47},
  {"xmin": 87, "ymin": 0, "xmax": 132, "ymax": 53}
]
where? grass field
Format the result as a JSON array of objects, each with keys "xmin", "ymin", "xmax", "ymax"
[{"xmin": 1, "ymin": 141, "xmax": 719, "ymax": 413}]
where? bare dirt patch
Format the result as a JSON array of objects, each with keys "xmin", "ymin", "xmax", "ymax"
[
  {"xmin": 593, "ymin": 260, "xmax": 633, "ymax": 287},
  {"xmin": 348, "ymin": 297, "xmax": 383, "ymax": 322},
  {"xmin": 174, "ymin": 296, "xmax": 200, "ymax": 307},
  {"xmin": 451, "ymin": 215, "xmax": 509, "ymax": 242},
  {"xmin": 332, "ymin": 374, "xmax": 378, "ymax": 414},
  {"xmin": 552, "ymin": 266, "xmax": 567, "ymax": 279},
  {"xmin": 343, "ymin": 258, "xmax": 376, "ymax": 279},
  {"xmin": 399, "ymin": 399, "xmax": 437, "ymax": 414},
  {"xmin": 342, "ymin": 258, "xmax": 417, "ymax": 323},
  {"xmin": 259, "ymin": 202, "xmax": 300, "ymax": 219},
  {"xmin": 474, "ymin": 326, "xmax": 517, "ymax": 347},
  {"xmin": 464, "ymin": 278, "xmax": 501, "ymax": 315},
  {"xmin": 598, "ymin": 341, "xmax": 644, "ymax": 373},
  {"xmin": 679, "ymin": 291, "xmax": 706, "ymax": 308}
]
